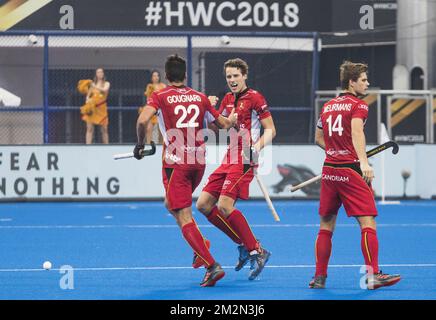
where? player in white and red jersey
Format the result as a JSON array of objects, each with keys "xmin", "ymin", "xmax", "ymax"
[
  {"xmin": 195, "ymin": 58, "xmax": 276, "ymax": 281},
  {"xmin": 134, "ymin": 55, "xmax": 236, "ymax": 287},
  {"xmin": 309, "ymin": 61, "xmax": 401, "ymax": 290}
]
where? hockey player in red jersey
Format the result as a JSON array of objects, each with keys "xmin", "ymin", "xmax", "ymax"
[
  {"xmin": 134, "ymin": 55, "xmax": 237, "ymax": 287},
  {"xmin": 195, "ymin": 58, "xmax": 276, "ymax": 281},
  {"xmin": 309, "ymin": 61, "xmax": 401, "ymax": 290}
]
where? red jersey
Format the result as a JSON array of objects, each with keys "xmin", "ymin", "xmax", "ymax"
[
  {"xmin": 317, "ymin": 92, "xmax": 369, "ymax": 163},
  {"xmin": 218, "ymin": 88, "xmax": 271, "ymax": 172},
  {"xmin": 147, "ymin": 85, "xmax": 220, "ymax": 169}
]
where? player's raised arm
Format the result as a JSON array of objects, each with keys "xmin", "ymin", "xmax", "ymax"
[
  {"xmin": 205, "ymin": 94, "xmax": 236, "ymax": 129},
  {"xmin": 214, "ymin": 108, "xmax": 237, "ymax": 129}
]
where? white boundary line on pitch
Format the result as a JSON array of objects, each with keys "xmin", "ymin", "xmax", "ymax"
[
  {"xmin": 1, "ymin": 223, "xmax": 436, "ymax": 229},
  {"xmin": 0, "ymin": 264, "xmax": 435, "ymax": 273}
]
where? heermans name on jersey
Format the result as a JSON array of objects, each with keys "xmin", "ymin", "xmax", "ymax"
[
  {"xmin": 167, "ymin": 94, "xmax": 202, "ymax": 104},
  {"xmin": 323, "ymin": 103, "xmax": 352, "ymax": 113}
]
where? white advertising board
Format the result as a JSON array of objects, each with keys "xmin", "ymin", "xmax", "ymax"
[{"xmin": 0, "ymin": 144, "xmax": 435, "ymax": 200}]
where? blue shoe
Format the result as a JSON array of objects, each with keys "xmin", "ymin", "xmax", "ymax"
[
  {"xmin": 235, "ymin": 245, "xmax": 254, "ymax": 271},
  {"xmin": 248, "ymin": 248, "xmax": 271, "ymax": 280}
]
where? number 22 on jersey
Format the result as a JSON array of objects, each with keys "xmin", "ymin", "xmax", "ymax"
[
  {"xmin": 326, "ymin": 114, "xmax": 344, "ymax": 137},
  {"xmin": 175, "ymin": 104, "xmax": 200, "ymax": 128}
]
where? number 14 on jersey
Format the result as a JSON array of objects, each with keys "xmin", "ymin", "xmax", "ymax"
[{"xmin": 326, "ymin": 114, "xmax": 343, "ymax": 137}]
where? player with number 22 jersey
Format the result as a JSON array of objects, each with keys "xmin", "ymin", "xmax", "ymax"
[{"xmin": 134, "ymin": 55, "xmax": 236, "ymax": 287}]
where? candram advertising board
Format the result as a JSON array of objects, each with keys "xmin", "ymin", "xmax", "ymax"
[{"xmin": 0, "ymin": 144, "xmax": 434, "ymax": 200}]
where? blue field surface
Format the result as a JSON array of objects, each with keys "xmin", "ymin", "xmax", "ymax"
[{"xmin": 0, "ymin": 200, "xmax": 435, "ymax": 300}]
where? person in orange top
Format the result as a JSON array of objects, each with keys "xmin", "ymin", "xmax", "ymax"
[
  {"xmin": 82, "ymin": 68, "xmax": 110, "ymax": 144},
  {"xmin": 140, "ymin": 70, "xmax": 166, "ymax": 144}
]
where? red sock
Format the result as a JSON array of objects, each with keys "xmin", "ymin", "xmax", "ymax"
[
  {"xmin": 226, "ymin": 209, "xmax": 258, "ymax": 252},
  {"xmin": 361, "ymin": 227, "xmax": 379, "ymax": 274},
  {"xmin": 181, "ymin": 221, "xmax": 215, "ymax": 268},
  {"xmin": 207, "ymin": 206, "xmax": 242, "ymax": 245},
  {"xmin": 315, "ymin": 229, "xmax": 333, "ymax": 277}
]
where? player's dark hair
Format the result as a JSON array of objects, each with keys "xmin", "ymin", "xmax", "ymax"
[
  {"xmin": 224, "ymin": 58, "xmax": 249, "ymax": 76},
  {"xmin": 165, "ymin": 55, "xmax": 186, "ymax": 82},
  {"xmin": 340, "ymin": 61, "xmax": 368, "ymax": 90}
]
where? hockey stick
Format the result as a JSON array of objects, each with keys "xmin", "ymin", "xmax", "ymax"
[
  {"xmin": 289, "ymin": 140, "xmax": 399, "ymax": 193},
  {"xmin": 255, "ymin": 173, "xmax": 280, "ymax": 222},
  {"xmin": 113, "ymin": 141, "xmax": 156, "ymax": 160}
]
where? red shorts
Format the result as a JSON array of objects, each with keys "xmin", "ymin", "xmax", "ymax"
[
  {"xmin": 319, "ymin": 163, "xmax": 378, "ymax": 217},
  {"xmin": 202, "ymin": 165, "xmax": 254, "ymax": 200},
  {"xmin": 162, "ymin": 167, "xmax": 205, "ymax": 211}
]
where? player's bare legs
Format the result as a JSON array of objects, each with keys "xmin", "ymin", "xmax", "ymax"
[
  {"xmin": 86, "ymin": 122, "xmax": 94, "ymax": 144},
  {"xmin": 194, "ymin": 192, "xmax": 244, "ymax": 269},
  {"xmin": 355, "ymin": 216, "xmax": 401, "ymax": 289},
  {"xmin": 100, "ymin": 124, "xmax": 109, "ymax": 144},
  {"xmin": 196, "ymin": 192, "xmax": 217, "ymax": 217},
  {"xmin": 355, "ymin": 215, "xmax": 376, "ymax": 229},
  {"xmin": 165, "ymin": 198, "xmax": 225, "ymax": 287},
  {"xmin": 319, "ymin": 213, "xmax": 337, "ymax": 232},
  {"xmin": 217, "ymin": 195, "xmax": 271, "ymax": 280},
  {"xmin": 310, "ymin": 214, "xmax": 337, "ymax": 289}
]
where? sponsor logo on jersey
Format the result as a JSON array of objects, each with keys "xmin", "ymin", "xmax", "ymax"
[
  {"xmin": 322, "ymin": 174, "xmax": 350, "ymax": 183},
  {"xmin": 326, "ymin": 149, "xmax": 351, "ymax": 156},
  {"xmin": 358, "ymin": 103, "xmax": 368, "ymax": 111},
  {"xmin": 223, "ymin": 179, "xmax": 232, "ymax": 189},
  {"xmin": 165, "ymin": 150, "xmax": 182, "ymax": 163},
  {"xmin": 183, "ymin": 145, "xmax": 205, "ymax": 153}
]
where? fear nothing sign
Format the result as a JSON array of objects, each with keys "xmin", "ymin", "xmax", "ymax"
[{"xmin": 0, "ymin": 147, "xmax": 121, "ymax": 198}]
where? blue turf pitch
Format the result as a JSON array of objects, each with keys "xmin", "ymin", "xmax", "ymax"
[{"xmin": 0, "ymin": 200, "xmax": 435, "ymax": 300}]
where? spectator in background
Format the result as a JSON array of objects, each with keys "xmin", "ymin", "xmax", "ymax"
[
  {"xmin": 80, "ymin": 68, "xmax": 110, "ymax": 144},
  {"xmin": 139, "ymin": 70, "xmax": 166, "ymax": 144}
]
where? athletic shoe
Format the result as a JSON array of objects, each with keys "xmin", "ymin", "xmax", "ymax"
[
  {"xmin": 309, "ymin": 275, "xmax": 327, "ymax": 289},
  {"xmin": 366, "ymin": 271, "xmax": 401, "ymax": 290},
  {"xmin": 192, "ymin": 239, "xmax": 211, "ymax": 269},
  {"xmin": 200, "ymin": 263, "xmax": 225, "ymax": 287},
  {"xmin": 248, "ymin": 248, "xmax": 271, "ymax": 280},
  {"xmin": 234, "ymin": 245, "xmax": 251, "ymax": 271}
]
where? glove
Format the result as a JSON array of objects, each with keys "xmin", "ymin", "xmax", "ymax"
[{"xmin": 133, "ymin": 144, "xmax": 145, "ymax": 160}]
